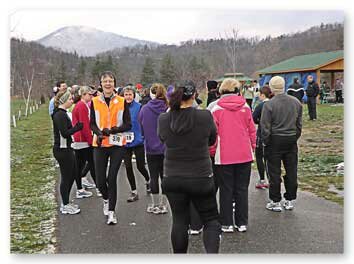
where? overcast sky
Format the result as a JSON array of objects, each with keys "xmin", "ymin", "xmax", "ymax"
[{"xmin": 10, "ymin": 9, "xmax": 344, "ymax": 45}]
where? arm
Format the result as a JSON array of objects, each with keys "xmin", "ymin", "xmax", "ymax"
[
  {"xmin": 78, "ymin": 103, "xmax": 93, "ymax": 145},
  {"xmin": 260, "ymin": 102, "xmax": 272, "ymax": 146},
  {"xmin": 248, "ymin": 110, "xmax": 257, "ymax": 150},
  {"xmin": 296, "ymin": 104, "xmax": 303, "ymax": 139},
  {"xmin": 157, "ymin": 114, "xmax": 165, "ymax": 143},
  {"xmin": 53, "ymin": 111, "xmax": 81, "ymax": 138},
  {"xmin": 252, "ymin": 103, "xmax": 263, "ymax": 124},
  {"xmin": 208, "ymin": 111, "xmax": 217, "ymax": 146},
  {"xmin": 110, "ymin": 100, "xmax": 132, "ymax": 134},
  {"xmin": 90, "ymin": 102, "xmax": 102, "ymax": 136}
]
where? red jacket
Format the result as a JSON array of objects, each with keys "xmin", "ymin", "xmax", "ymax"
[
  {"xmin": 210, "ymin": 94, "xmax": 256, "ymax": 165},
  {"xmin": 72, "ymin": 100, "xmax": 93, "ymax": 146}
]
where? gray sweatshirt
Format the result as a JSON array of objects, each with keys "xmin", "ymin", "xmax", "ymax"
[{"xmin": 260, "ymin": 93, "xmax": 302, "ymax": 145}]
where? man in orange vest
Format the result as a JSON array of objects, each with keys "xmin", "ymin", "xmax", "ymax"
[{"xmin": 90, "ymin": 71, "xmax": 132, "ymax": 225}]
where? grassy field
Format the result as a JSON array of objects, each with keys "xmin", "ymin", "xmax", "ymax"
[
  {"xmin": 10, "ymin": 102, "xmax": 57, "ymax": 253},
  {"xmin": 298, "ymin": 103, "xmax": 344, "ymax": 205}
]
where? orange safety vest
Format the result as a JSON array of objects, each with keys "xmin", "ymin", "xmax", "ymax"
[{"xmin": 92, "ymin": 94, "xmax": 125, "ymax": 147}]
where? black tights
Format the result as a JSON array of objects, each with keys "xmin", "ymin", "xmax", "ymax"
[
  {"xmin": 94, "ymin": 146, "xmax": 126, "ymax": 211},
  {"xmin": 124, "ymin": 145, "xmax": 150, "ymax": 191},
  {"xmin": 162, "ymin": 176, "xmax": 221, "ymax": 253},
  {"xmin": 53, "ymin": 148, "xmax": 76, "ymax": 205},
  {"xmin": 74, "ymin": 147, "xmax": 96, "ymax": 189}
]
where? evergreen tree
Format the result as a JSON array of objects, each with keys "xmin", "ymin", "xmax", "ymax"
[
  {"xmin": 160, "ymin": 53, "xmax": 177, "ymax": 85},
  {"xmin": 141, "ymin": 57, "xmax": 156, "ymax": 86}
]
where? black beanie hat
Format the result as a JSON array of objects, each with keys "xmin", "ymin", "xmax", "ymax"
[{"xmin": 207, "ymin": 80, "xmax": 218, "ymax": 91}]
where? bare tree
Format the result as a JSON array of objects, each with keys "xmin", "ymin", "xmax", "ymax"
[{"xmin": 221, "ymin": 28, "xmax": 240, "ymax": 73}]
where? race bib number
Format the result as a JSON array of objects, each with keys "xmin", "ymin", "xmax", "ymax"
[{"xmin": 108, "ymin": 132, "xmax": 134, "ymax": 146}]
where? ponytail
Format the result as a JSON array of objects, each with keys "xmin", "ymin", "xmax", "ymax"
[
  {"xmin": 150, "ymin": 83, "xmax": 168, "ymax": 106},
  {"xmin": 169, "ymin": 87, "xmax": 184, "ymax": 111}
]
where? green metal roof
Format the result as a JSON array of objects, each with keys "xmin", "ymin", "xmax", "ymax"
[{"xmin": 257, "ymin": 50, "xmax": 343, "ymax": 74}]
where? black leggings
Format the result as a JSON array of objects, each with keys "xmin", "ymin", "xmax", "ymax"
[
  {"xmin": 146, "ymin": 154, "xmax": 164, "ymax": 194},
  {"xmin": 74, "ymin": 147, "xmax": 96, "ymax": 189},
  {"xmin": 94, "ymin": 146, "xmax": 126, "ymax": 211},
  {"xmin": 255, "ymin": 145, "xmax": 265, "ymax": 181},
  {"xmin": 124, "ymin": 145, "xmax": 150, "ymax": 191},
  {"xmin": 53, "ymin": 148, "xmax": 76, "ymax": 205},
  {"xmin": 162, "ymin": 176, "xmax": 221, "ymax": 254}
]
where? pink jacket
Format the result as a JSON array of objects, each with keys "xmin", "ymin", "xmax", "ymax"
[{"xmin": 210, "ymin": 95, "xmax": 256, "ymax": 165}]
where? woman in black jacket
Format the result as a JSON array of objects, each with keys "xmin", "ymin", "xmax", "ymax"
[
  {"xmin": 252, "ymin": 86, "xmax": 274, "ymax": 189},
  {"xmin": 158, "ymin": 81, "xmax": 221, "ymax": 254},
  {"xmin": 52, "ymin": 90, "xmax": 83, "ymax": 215}
]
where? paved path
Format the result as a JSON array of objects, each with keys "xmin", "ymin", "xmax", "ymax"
[{"xmin": 56, "ymin": 164, "xmax": 343, "ymax": 254}]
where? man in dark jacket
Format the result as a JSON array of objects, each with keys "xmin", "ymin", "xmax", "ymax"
[
  {"xmin": 305, "ymin": 75, "xmax": 319, "ymax": 120},
  {"xmin": 206, "ymin": 80, "xmax": 219, "ymax": 107},
  {"xmin": 261, "ymin": 76, "xmax": 302, "ymax": 212},
  {"xmin": 287, "ymin": 78, "xmax": 304, "ymax": 103}
]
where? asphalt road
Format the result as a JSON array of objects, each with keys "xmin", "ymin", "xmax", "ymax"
[{"xmin": 56, "ymin": 163, "xmax": 343, "ymax": 254}]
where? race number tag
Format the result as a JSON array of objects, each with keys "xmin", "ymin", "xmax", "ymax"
[
  {"xmin": 108, "ymin": 132, "xmax": 134, "ymax": 146},
  {"xmin": 124, "ymin": 132, "xmax": 134, "ymax": 143}
]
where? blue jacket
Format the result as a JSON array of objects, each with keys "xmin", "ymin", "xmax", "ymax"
[{"xmin": 125, "ymin": 100, "xmax": 144, "ymax": 148}]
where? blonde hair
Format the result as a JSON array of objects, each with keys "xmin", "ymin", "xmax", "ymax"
[
  {"xmin": 219, "ymin": 78, "xmax": 241, "ymax": 94},
  {"xmin": 150, "ymin": 83, "xmax": 168, "ymax": 105}
]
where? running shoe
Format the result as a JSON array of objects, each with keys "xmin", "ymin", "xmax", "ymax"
[
  {"xmin": 107, "ymin": 211, "xmax": 117, "ymax": 225},
  {"xmin": 188, "ymin": 228, "xmax": 203, "ymax": 235},
  {"xmin": 234, "ymin": 225, "xmax": 247, "ymax": 232},
  {"xmin": 82, "ymin": 177, "xmax": 96, "ymax": 189},
  {"xmin": 255, "ymin": 180, "xmax": 269, "ymax": 189},
  {"xmin": 221, "ymin": 225, "xmax": 234, "ymax": 233},
  {"xmin": 103, "ymin": 199, "xmax": 109, "ymax": 216},
  {"xmin": 147, "ymin": 205, "xmax": 161, "ymax": 214},
  {"xmin": 266, "ymin": 200, "xmax": 282, "ymax": 212},
  {"xmin": 61, "ymin": 204, "xmax": 81, "ymax": 215},
  {"xmin": 158, "ymin": 205, "xmax": 168, "ymax": 214},
  {"xmin": 127, "ymin": 192, "xmax": 139, "ymax": 202},
  {"xmin": 76, "ymin": 189, "xmax": 93, "ymax": 199},
  {"xmin": 283, "ymin": 200, "xmax": 295, "ymax": 210},
  {"xmin": 96, "ymin": 188, "xmax": 102, "ymax": 197}
]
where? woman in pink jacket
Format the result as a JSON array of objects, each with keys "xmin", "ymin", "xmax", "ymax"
[{"xmin": 210, "ymin": 78, "xmax": 256, "ymax": 233}]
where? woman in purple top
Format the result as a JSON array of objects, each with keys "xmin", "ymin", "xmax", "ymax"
[{"xmin": 138, "ymin": 83, "xmax": 168, "ymax": 214}]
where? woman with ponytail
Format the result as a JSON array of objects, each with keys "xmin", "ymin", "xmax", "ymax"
[
  {"xmin": 52, "ymin": 90, "xmax": 83, "ymax": 215},
  {"xmin": 138, "ymin": 83, "xmax": 168, "ymax": 214},
  {"xmin": 252, "ymin": 85, "xmax": 274, "ymax": 189},
  {"xmin": 158, "ymin": 81, "xmax": 221, "ymax": 253}
]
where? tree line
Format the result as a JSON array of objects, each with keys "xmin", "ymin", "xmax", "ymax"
[{"xmin": 11, "ymin": 22, "xmax": 343, "ymax": 104}]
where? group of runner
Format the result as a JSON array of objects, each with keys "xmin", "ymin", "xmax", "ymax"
[{"xmin": 50, "ymin": 71, "xmax": 302, "ymax": 253}]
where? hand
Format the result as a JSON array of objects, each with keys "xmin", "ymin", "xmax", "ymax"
[
  {"xmin": 74, "ymin": 122, "xmax": 83, "ymax": 131},
  {"xmin": 110, "ymin": 126, "xmax": 119, "ymax": 134},
  {"xmin": 96, "ymin": 135, "xmax": 104, "ymax": 147},
  {"xmin": 101, "ymin": 128, "xmax": 110, "ymax": 136}
]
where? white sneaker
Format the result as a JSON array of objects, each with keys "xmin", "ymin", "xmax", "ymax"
[
  {"xmin": 82, "ymin": 177, "xmax": 96, "ymax": 189},
  {"xmin": 266, "ymin": 201, "xmax": 282, "ymax": 212},
  {"xmin": 103, "ymin": 200, "xmax": 109, "ymax": 216},
  {"xmin": 189, "ymin": 228, "xmax": 203, "ymax": 235},
  {"xmin": 76, "ymin": 189, "xmax": 93, "ymax": 199},
  {"xmin": 221, "ymin": 225, "xmax": 234, "ymax": 233},
  {"xmin": 96, "ymin": 188, "xmax": 102, "ymax": 197},
  {"xmin": 235, "ymin": 225, "xmax": 247, "ymax": 232},
  {"xmin": 61, "ymin": 204, "xmax": 80, "ymax": 215},
  {"xmin": 60, "ymin": 202, "xmax": 79, "ymax": 212},
  {"xmin": 283, "ymin": 200, "xmax": 295, "ymax": 210},
  {"xmin": 158, "ymin": 205, "xmax": 168, "ymax": 214},
  {"xmin": 107, "ymin": 211, "xmax": 117, "ymax": 225}
]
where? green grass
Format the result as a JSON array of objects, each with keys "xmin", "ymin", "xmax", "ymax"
[
  {"xmin": 298, "ymin": 103, "xmax": 344, "ymax": 205},
  {"xmin": 10, "ymin": 102, "xmax": 57, "ymax": 253}
]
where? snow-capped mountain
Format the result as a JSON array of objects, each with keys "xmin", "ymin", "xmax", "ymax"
[{"xmin": 37, "ymin": 26, "xmax": 159, "ymax": 57}]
